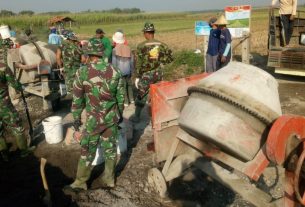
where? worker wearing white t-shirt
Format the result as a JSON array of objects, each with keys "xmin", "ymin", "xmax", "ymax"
[{"xmin": 272, "ymin": 0, "xmax": 298, "ymax": 46}]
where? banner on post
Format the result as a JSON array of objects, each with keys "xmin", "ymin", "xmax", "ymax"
[{"xmin": 225, "ymin": 5, "xmax": 251, "ymax": 38}]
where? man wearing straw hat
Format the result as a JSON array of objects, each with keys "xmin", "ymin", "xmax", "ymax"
[
  {"xmin": 64, "ymin": 42, "xmax": 124, "ymax": 192},
  {"xmin": 56, "ymin": 30, "xmax": 83, "ymax": 94},
  {"xmin": 130, "ymin": 22, "xmax": 173, "ymax": 123},
  {"xmin": 214, "ymin": 14, "xmax": 232, "ymax": 69},
  {"xmin": 0, "ymin": 62, "xmax": 35, "ymax": 161}
]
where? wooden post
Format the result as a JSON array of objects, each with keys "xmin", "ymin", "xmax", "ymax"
[
  {"xmin": 242, "ymin": 34, "xmax": 250, "ymax": 64},
  {"xmin": 203, "ymin": 35, "xmax": 208, "ymax": 72}
]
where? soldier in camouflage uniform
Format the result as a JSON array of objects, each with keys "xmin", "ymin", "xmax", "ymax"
[
  {"xmin": 56, "ymin": 31, "xmax": 83, "ymax": 94},
  {"xmin": 88, "ymin": 28, "xmax": 112, "ymax": 62},
  {"xmin": 131, "ymin": 22, "xmax": 173, "ymax": 123},
  {"xmin": 0, "ymin": 35, "xmax": 14, "ymax": 65},
  {"xmin": 0, "ymin": 62, "xmax": 34, "ymax": 161},
  {"xmin": 64, "ymin": 41, "xmax": 124, "ymax": 192}
]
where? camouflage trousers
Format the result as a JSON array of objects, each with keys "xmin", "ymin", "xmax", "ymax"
[
  {"xmin": 135, "ymin": 69, "xmax": 162, "ymax": 107},
  {"xmin": 64, "ymin": 66, "xmax": 79, "ymax": 94},
  {"xmin": 0, "ymin": 99, "xmax": 25, "ymax": 151},
  {"xmin": 79, "ymin": 124, "xmax": 118, "ymax": 167}
]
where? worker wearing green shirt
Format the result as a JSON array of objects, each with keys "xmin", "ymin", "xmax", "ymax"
[{"xmin": 88, "ymin": 29, "xmax": 112, "ymax": 62}]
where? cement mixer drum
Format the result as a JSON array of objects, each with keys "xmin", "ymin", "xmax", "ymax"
[
  {"xmin": 179, "ymin": 62, "xmax": 282, "ymax": 161},
  {"xmin": 7, "ymin": 41, "xmax": 57, "ymax": 83}
]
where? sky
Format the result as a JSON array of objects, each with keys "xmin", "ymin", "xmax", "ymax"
[{"xmin": 2, "ymin": 0, "xmax": 304, "ymax": 13}]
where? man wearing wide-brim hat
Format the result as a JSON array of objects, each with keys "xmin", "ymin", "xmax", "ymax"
[
  {"xmin": 130, "ymin": 22, "xmax": 173, "ymax": 123},
  {"xmin": 56, "ymin": 30, "xmax": 83, "ymax": 94},
  {"xmin": 64, "ymin": 42, "xmax": 124, "ymax": 192},
  {"xmin": 215, "ymin": 14, "xmax": 232, "ymax": 69}
]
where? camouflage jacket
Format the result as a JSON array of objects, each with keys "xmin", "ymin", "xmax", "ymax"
[
  {"xmin": 88, "ymin": 37, "xmax": 112, "ymax": 60},
  {"xmin": 0, "ymin": 62, "xmax": 21, "ymax": 101},
  {"xmin": 135, "ymin": 38, "xmax": 173, "ymax": 77},
  {"xmin": 72, "ymin": 60, "xmax": 124, "ymax": 135},
  {"xmin": 0, "ymin": 38, "xmax": 14, "ymax": 65},
  {"xmin": 60, "ymin": 41, "xmax": 83, "ymax": 69}
]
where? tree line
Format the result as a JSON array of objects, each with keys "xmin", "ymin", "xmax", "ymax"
[{"xmin": 0, "ymin": 8, "xmax": 142, "ymax": 17}]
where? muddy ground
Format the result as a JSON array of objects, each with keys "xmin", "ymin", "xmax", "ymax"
[{"xmin": 0, "ymin": 66, "xmax": 305, "ymax": 207}]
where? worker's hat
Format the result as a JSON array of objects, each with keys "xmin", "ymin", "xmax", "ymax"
[
  {"xmin": 62, "ymin": 30, "xmax": 78, "ymax": 41},
  {"xmin": 112, "ymin": 32, "xmax": 125, "ymax": 44},
  {"xmin": 209, "ymin": 17, "xmax": 218, "ymax": 25},
  {"xmin": 96, "ymin": 28, "xmax": 105, "ymax": 34},
  {"xmin": 214, "ymin": 14, "xmax": 229, "ymax": 25},
  {"xmin": 143, "ymin": 22, "xmax": 155, "ymax": 32}
]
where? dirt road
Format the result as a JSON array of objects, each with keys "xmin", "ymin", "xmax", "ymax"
[{"xmin": 0, "ymin": 71, "xmax": 304, "ymax": 207}]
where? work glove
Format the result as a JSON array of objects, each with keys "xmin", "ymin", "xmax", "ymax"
[
  {"xmin": 73, "ymin": 119, "xmax": 82, "ymax": 131},
  {"xmin": 135, "ymin": 78, "xmax": 140, "ymax": 89}
]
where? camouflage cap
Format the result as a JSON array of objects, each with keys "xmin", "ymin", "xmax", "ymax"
[
  {"xmin": 63, "ymin": 30, "xmax": 78, "ymax": 41},
  {"xmin": 85, "ymin": 42, "xmax": 104, "ymax": 57},
  {"xmin": 142, "ymin": 22, "xmax": 155, "ymax": 32}
]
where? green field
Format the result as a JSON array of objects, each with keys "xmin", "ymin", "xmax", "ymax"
[
  {"xmin": 227, "ymin": 19, "xmax": 249, "ymax": 28},
  {"xmin": 73, "ymin": 18, "xmax": 198, "ymax": 37}
]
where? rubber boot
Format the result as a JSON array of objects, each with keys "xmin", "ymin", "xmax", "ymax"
[
  {"xmin": 64, "ymin": 161, "xmax": 92, "ymax": 192},
  {"xmin": 130, "ymin": 106, "xmax": 142, "ymax": 123},
  {"xmin": 93, "ymin": 159, "xmax": 116, "ymax": 189},
  {"xmin": 15, "ymin": 134, "xmax": 35, "ymax": 157}
]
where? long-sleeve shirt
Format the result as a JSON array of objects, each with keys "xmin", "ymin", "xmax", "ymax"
[
  {"xmin": 112, "ymin": 44, "xmax": 134, "ymax": 76},
  {"xmin": 207, "ymin": 28, "xmax": 221, "ymax": 56},
  {"xmin": 135, "ymin": 39, "xmax": 173, "ymax": 77},
  {"xmin": 272, "ymin": 0, "xmax": 298, "ymax": 15},
  {"xmin": 72, "ymin": 60, "xmax": 124, "ymax": 135},
  {"xmin": 219, "ymin": 28, "xmax": 232, "ymax": 57},
  {"xmin": 0, "ymin": 63, "xmax": 21, "ymax": 100},
  {"xmin": 48, "ymin": 33, "xmax": 62, "ymax": 45},
  {"xmin": 89, "ymin": 37, "xmax": 112, "ymax": 60},
  {"xmin": 0, "ymin": 38, "xmax": 14, "ymax": 65}
]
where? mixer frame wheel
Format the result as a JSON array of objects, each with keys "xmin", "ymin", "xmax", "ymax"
[{"xmin": 148, "ymin": 168, "xmax": 167, "ymax": 198}]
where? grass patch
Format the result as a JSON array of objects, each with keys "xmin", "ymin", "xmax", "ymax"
[{"xmin": 163, "ymin": 50, "xmax": 203, "ymax": 80}]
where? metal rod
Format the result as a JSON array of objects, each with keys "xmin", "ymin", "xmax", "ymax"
[{"xmin": 20, "ymin": 89, "xmax": 34, "ymax": 142}]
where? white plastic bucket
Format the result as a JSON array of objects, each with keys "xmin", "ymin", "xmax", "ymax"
[
  {"xmin": 42, "ymin": 116, "xmax": 63, "ymax": 144},
  {"xmin": 0, "ymin": 25, "xmax": 11, "ymax": 39}
]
